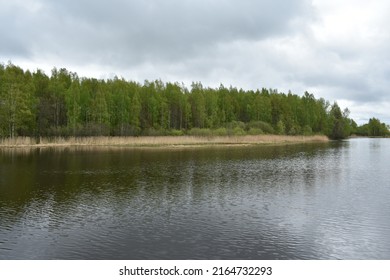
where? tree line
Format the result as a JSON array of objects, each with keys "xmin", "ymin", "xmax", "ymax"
[
  {"xmin": 0, "ymin": 63, "xmax": 388, "ymax": 139},
  {"xmin": 355, "ymin": 118, "xmax": 389, "ymax": 137}
]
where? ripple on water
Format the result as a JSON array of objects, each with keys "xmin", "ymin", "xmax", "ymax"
[{"xmin": 1, "ymin": 140, "xmax": 390, "ymax": 259}]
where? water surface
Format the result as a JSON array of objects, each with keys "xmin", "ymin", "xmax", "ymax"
[{"xmin": 1, "ymin": 138, "xmax": 390, "ymax": 259}]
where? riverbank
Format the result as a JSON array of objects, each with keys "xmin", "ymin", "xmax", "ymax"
[{"xmin": 0, "ymin": 135, "xmax": 329, "ymax": 148}]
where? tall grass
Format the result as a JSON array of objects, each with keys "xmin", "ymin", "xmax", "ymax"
[{"xmin": 0, "ymin": 135, "xmax": 328, "ymax": 148}]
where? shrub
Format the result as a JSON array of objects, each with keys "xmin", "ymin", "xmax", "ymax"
[
  {"xmin": 276, "ymin": 120, "xmax": 286, "ymax": 135},
  {"xmin": 248, "ymin": 128, "xmax": 264, "ymax": 135},
  {"xmin": 233, "ymin": 127, "xmax": 245, "ymax": 136},
  {"xmin": 168, "ymin": 129, "xmax": 184, "ymax": 136},
  {"xmin": 302, "ymin": 125, "xmax": 313, "ymax": 136},
  {"xmin": 287, "ymin": 124, "xmax": 301, "ymax": 135},
  {"xmin": 213, "ymin": 127, "xmax": 228, "ymax": 136},
  {"xmin": 188, "ymin": 128, "xmax": 212, "ymax": 137},
  {"xmin": 142, "ymin": 128, "xmax": 165, "ymax": 136},
  {"xmin": 246, "ymin": 121, "xmax": 274, "ymax": 134},
  {"xmin": 226, "ymin": 121, "xmax": 246, "ymax": 130}
]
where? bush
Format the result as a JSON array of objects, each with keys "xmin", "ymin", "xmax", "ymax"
[
  {"xmin": 276, "ymin": 120, "xmax": 285, "ymax": 135},
  {"xmin": 213, "ymin": 127, "xmax": 228, "ymax": 136},
  {"xmin": 113, "ymin": 124, "xmax": 141, "ymax": 136},
  {"xmin": 142, "ymin": 127, "xmax": 165, "ymax": 136},
  {"xmin": 246, "ymin": 121, "xmax": 274, "ymax": 134},
  {"xmin": 226, "ymin": 121, "xmax": 246, "ymax": 130},
  {"xmin": 302, "ymin": 125, "xmax": 313, "ymax": 136},
  {"xmin": 168, "ymin": 129, "xmax": 184, "ymax": 136},
  {"xmin": 248, "ymin": 128, "xmax": 264, "ymax": 135},
  {"xmin": 287, "ymin": 124, "xmax": 301, "ymax": 136},
  {"xmin": 77, "ymin": 123, "xmax": 110, "ymax": 137},
  {"xmin": 233, "ymin": 127, "xmax": 245, "ymax": 136},
  {"xmin": 188, "ymin": 128, "xmax": 212, "ymax": 137}
]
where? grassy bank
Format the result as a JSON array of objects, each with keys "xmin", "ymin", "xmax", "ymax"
[{"xmin": 0, "ymin": 135, "xmax": 329, "ymax": 148}]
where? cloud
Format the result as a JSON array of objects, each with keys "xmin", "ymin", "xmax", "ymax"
[
  {"xmin": 1, "ymin": 0, "xmax": 390, "ymax": 124},
  {"xmin": 1, "ymin": 0, "xmax": 313, "ymax": 65}
]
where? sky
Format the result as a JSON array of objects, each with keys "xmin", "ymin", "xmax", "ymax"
[{"xmin": 1, "ymin": 0, "xmax": 390, "ymax": 124}]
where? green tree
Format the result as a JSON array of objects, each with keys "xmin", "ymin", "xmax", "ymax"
[
  {"xmin": 65, "ymin": 74, "xmax": 81, "ymax": 135},
  {"xmin": 190, "ymin": 82, "xmax": 206, "ymax": 128},
  {"xmin": 129, "ymin": 91, "xmax": 141, "ymax": 134},
  {"xmin": 250, "ymin": 92, "xmax": 271, "ymax": 123},
  {"xmin": 49, "ymin": 68, "xmax": 71, "ymax": 130},
  {"xmin": 367, "ymin": 118, "xmax": 389, "ymax": 136},
  {"xmin": 276, "ymin": 120, "xmax": 286, "ymax": 135},
  {"xmin": 0, "ymin": 63, "xmax": 362, "ymax": 138},
  {"xmin": 328, "ymin": 102, "xmax": 350, "ymax": 139},
  {"xmin": 33, "ymin": 69, "xmax": 51, "ymax": 136},
  {"xmin": 0, "ymin": 64, "xmax": 36, "ymax": 137},
  {"xmin": 93, "ymin": 86, "xmax": 110, "ymax": 134}
]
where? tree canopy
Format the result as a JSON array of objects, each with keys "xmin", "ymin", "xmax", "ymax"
[
  {"xmin": 1, "ymin": 63, "xmax": 387, "ymax": 139},
  {"xmin": 355, "ymin": 118, "xmax": 389, "ymax": 137}
]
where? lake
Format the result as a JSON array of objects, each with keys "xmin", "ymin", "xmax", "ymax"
[{"xmin": 1, "ymin": 138, "xmax": 390, "ymax": 259}]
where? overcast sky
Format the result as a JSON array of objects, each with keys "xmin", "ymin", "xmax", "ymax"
[{"xmin": 1, "ymin": 0, "xmax": 389, "ymax": 124}]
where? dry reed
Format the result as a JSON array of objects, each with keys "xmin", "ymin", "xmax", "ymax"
[{"xmin": 0, "ymin": 135, "xmax": 328, "ymax": 148}]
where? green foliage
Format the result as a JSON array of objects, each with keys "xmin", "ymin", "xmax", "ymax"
[
  {"xmin": 288, "ymin": 123, "xmax": 302, "ymax": 135},
  {"xmin": 246, "ymin": 121, "xmax": 275, "ymax": 134},
  {"xmin": 356, "ymin": 118, "xmax": 389, "ymax": 137},
  {"xmin": 233, "ymin": 127, "xmax": 245, "ymax": 136},
  {"xmin": 367, "ymin": 118, "xmax": 389, "ymax": 136},
  {"xmin": 188, "ymin": 128, "xmax": 212, "ymax": 137},
  {"xmin": 141, "ymin": 127, "xmax": 161, "ymax": 136},
  {"xmin": 0, "ymin": 63, "xmax": 36, "ymax": 137},
  {"xmin": 355, "ymin": 124, "xmax": 369, "ymax": 136},
  {"xmin": 129, "ymin": 92, "xmax": 141, "ymax": 134},
  {"xmin": 248, "ymin": 128, "xmax": 264, "ymax": 135},
  {"xmin": 1, "ymin": 63, "xmax": 374, "ymax": 139},
  {"xmin": 168, "ymin": 129, "xmax": 185, "ymax": 136},
  {"xmin": 213, "ymin": 127, "xmax": 228, "ymax": 136},
  {"xmin": 328, "ymin": 103, "xmax": 351, "ymax": 140},
  {"xmin": 302, "ymin": 125, "xmax": 313, "ymax": 136},
  {"xmin": 276, "ymin": 120, "xmax": 286, "ymax": 135}
]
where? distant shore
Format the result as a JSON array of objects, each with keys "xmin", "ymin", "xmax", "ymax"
[{"xmin": 0, "ymin": 135, "xmax": 329, "ymax": 148}]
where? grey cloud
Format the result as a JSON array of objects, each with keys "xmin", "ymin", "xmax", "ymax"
[
  {"xmin": 1, "ymin": 0, "xmax": 314, "ymax": 67},
  {"xmin": 300, "ymin": 58, "xmax": 390, "ymax": 104},
  {"xmin": 0, "ymin": 4, "xmax": 33, "ymax": 58},
  {"xmin": 0, "ymin": 32, "xmax": 31, "ymax": 58},
  {"xmin": 2, "ymin": 0, "xmax": 389, "ymax": 124}
]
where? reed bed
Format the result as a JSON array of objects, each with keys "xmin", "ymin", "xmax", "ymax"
[{"xmin": 0, "ymin": 135, "xmax": 328, "ymax": 148}]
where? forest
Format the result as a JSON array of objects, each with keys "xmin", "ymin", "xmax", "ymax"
[{"xmin": 0, "ymin": 63, "xmax": 388, "ymax": 140}]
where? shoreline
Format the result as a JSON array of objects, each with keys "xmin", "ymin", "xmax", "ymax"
[{"xmin": 0, "ymin": 135, "xmax": 329, "ymax": 149}]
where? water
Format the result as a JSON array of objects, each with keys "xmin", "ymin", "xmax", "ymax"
[{"xmin": 1, "ymin": 138, "xmax": 390, "ymax": 259}]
